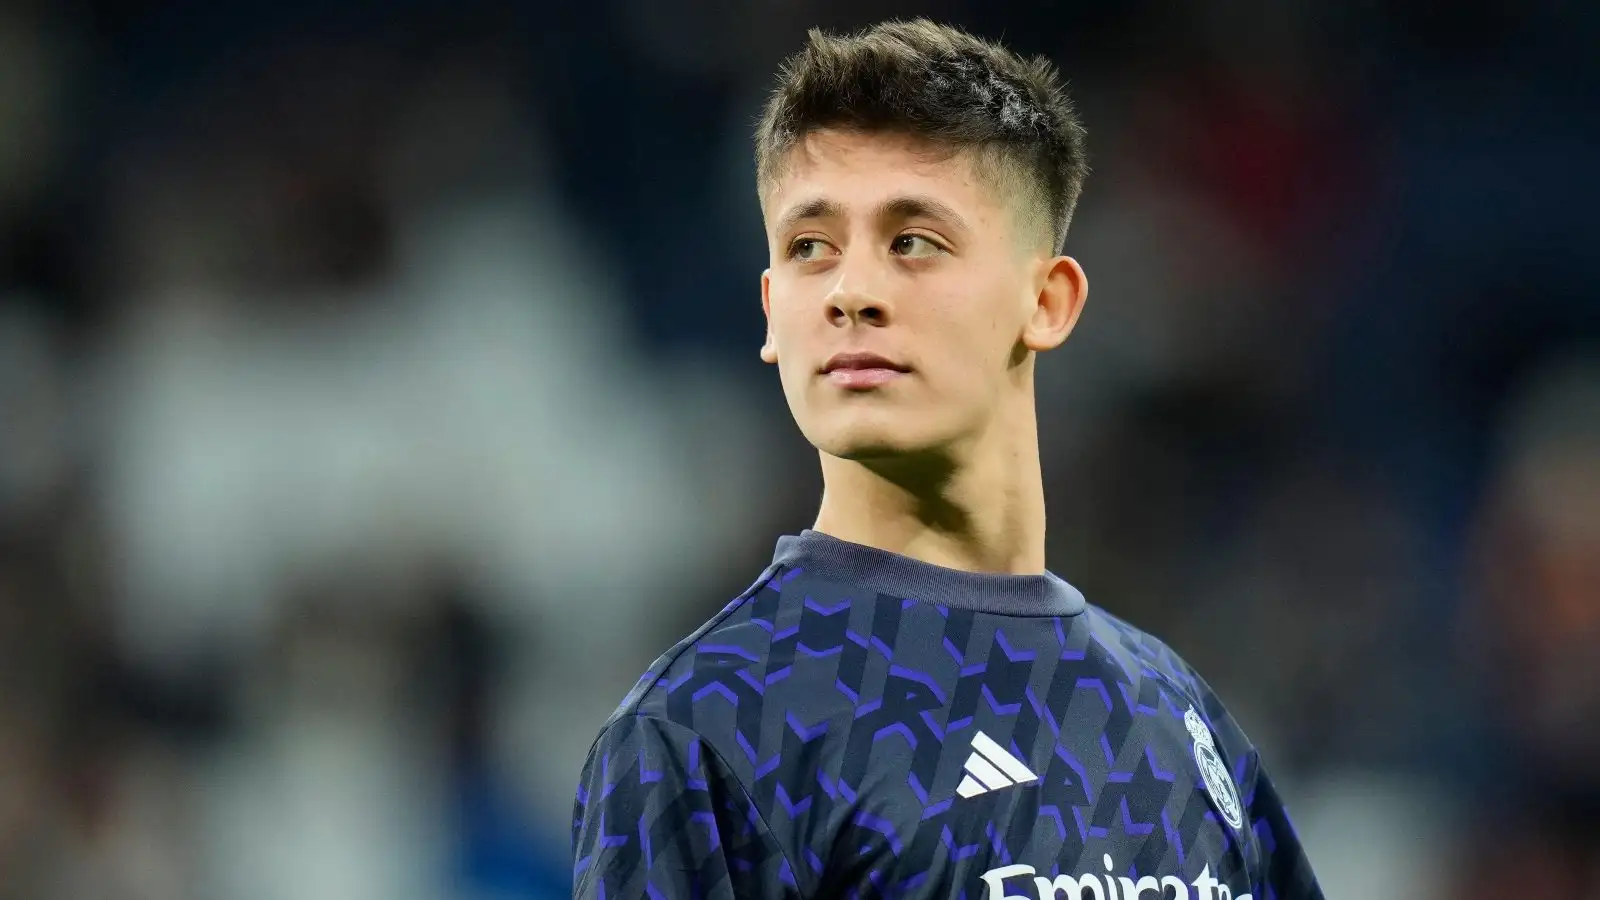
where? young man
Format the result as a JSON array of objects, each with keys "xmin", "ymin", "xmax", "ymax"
[{"xmin": 572, "ymin": 20, "xmax": 1323, "ymax": 900}]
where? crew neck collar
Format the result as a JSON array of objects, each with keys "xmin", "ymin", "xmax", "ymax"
[{"xmin": 771, "ymin": 529, "xmax": 1086, "ymax": 618}]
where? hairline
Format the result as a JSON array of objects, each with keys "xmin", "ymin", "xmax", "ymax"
[{"xmin": 758, "ymin": 127, "xmax": 1058, "ymax": 255}]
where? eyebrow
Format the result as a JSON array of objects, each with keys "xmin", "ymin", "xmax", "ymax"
[
  {"xmin": 874, "ymin": 195, "xmax": 971, "ymax": 234},
  {"xmin": 773, "ymin": 197, "xmax": 845, "ymax": 238},
  {"xmin": 772, "ymin": 193, "xmax": 973, "ymax": 239}
]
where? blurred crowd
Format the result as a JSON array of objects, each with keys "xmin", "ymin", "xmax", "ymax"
[{"xmin": 0, "ymin": 1, "xmax": 1595, "ymax": 898}]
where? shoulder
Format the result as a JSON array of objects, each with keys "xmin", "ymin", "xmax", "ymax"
[
  {"xmin": 593, "ymin": 562, "xmax": 787, "ymax": 746},
  {"xmin": 1075, "ymin": 602, "xmax": 1206, "ymax": 695},
  {"xmin": 1076, "ymin": 602, "xmax": 1265, "ymax": 777}
]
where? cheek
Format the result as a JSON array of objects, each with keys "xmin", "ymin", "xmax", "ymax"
[
  {"xmin": 925, "ymin": 286, "xmax": 1019, "ymax": 365},
  {"xmin": 770, "ymin": 303, "xmax": 810, "ymax": 363},
  {"xmin": 767, "ymin": 279, "xmax": 810, "ymax": 329},
  {"xmin": 767, "ymin": 299, "xmax": 814, "ymax": 381}
]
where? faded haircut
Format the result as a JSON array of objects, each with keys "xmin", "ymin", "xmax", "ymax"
[{"xmin": 756, "ymin": 19, "xmax": 1089, "ymax": 252}]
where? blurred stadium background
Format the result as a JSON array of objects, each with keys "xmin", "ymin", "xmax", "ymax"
[{"xmin": 0, "ymin": 0, "xmax": 1595, "ymax": 897}]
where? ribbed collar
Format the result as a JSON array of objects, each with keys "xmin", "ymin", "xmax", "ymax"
[{"xmin": 771, "ymin": 529, "xmax": 1086, "ymax": 618}]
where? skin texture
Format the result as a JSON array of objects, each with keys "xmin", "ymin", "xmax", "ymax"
[{"xmin": 759, "ymin": 128, "xmax": 1089, "ymax": 576}]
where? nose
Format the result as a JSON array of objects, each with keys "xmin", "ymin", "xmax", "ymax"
[
  {"xmin": 828, "ymin": 291, "xmax": 889, "ymax": 327},
  {"xmin": 824, "ymin": 261, "xmax": 893, "ymax": 328}
]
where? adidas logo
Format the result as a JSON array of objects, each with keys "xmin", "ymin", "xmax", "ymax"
[{"xmin": 957, "ymin": 731, "xmax": 1039, "ymax": 798}]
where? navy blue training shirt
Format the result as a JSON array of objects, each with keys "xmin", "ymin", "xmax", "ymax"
[{"xmin": 572, "ymin": 530, "xmax": 1323, "ymax": 899}]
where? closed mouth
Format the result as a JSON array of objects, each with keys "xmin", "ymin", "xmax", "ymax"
[{"xmin": 821, "ymin": 352, "xmax": 911, "ymax": 374}]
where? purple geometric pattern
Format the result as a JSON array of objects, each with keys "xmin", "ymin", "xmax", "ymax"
[{"xmin": 572, "ymin": 562, "xmax": 1324, "ymax": 899}]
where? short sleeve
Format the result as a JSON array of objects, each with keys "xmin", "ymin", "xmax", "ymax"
[
  {"xmin": 571, "ymin": 714, "xmax": 797, "ymax": 899},
  {"xmin": 1197, "ymin": 684, "xmax": 1325, "ymax": 900},
  {"xmin": 1240, "ymin": 759, "xmax": 1324, "ymax": 899}
]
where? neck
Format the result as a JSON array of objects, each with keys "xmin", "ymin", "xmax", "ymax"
[{"xmin": 812, "ymin": 401, "xmax": 1047, "ymax": 576}]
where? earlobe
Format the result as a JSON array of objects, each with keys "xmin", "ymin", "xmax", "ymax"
[
  {"xmin": 760, "ymin": 269, "xmax": 778, "ymax": 364},
  {"xmin": 1023, "ymin": 255, "xmax": 1087, "ymax": 353}
]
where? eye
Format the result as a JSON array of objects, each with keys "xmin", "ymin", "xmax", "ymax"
[
  {"xmin": 787, "ymin": 238, "xmax": 834, "ymax": 261},
  {"xmin": 891, "ymin": 233, "xmax": 945, "ymax": 258}
]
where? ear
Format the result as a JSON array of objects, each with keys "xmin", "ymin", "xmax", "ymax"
[
  {"xmin": 1021, "ymin": 255, "xmax": 1087, "ymax": 353},
  {"xmin": 760, "ymin": 269, "xmax": 778, "ymax": 364}
]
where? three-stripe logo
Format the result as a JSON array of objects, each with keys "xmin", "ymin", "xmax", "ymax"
[{"xmin": 956, "ymin": 731, "xmax": 1040, "ymax": 798}]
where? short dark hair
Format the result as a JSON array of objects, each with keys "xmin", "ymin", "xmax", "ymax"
[{"xmin": 756, "ymin": 19, "xmax": 1088, "ymax": 252}]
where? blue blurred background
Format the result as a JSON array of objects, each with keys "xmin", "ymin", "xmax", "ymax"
[{"xmin": 0, "ymin": 0, "xmax": 1596, "ymax": 897}]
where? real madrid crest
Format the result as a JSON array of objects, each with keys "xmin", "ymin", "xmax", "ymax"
[{"xmin": 1184, "ymin": 706, "xmax": 1245, "ymax": 832}]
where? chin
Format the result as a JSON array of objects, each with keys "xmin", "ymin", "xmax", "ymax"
[
  {"xmin": 822, "ymin": 437, "xmax": 917, "ymax": 462},
  {"xmin": 801, "ymin": 411, "xmax": 952, "ymax": 462}
]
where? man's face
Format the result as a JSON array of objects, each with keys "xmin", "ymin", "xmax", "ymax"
[{"xmin": 761, "ymin": 129, "xmax": 1046, "ymax": 461}]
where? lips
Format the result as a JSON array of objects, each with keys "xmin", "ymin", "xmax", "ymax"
[
  {"xmin": 821, "ymin": 352, "xmax": 910, "ymax": 390},
  {"xmin": 821, "ymin": 352, "xmax": 910, "ymax": 375}
]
